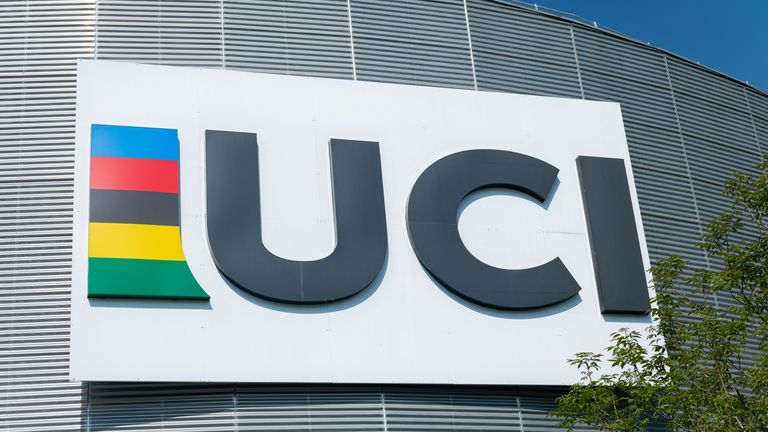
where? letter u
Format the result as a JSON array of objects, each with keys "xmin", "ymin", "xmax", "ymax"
[{"xmin": 205, "ymin": 130, "xmax": 388, "ymax": 304}]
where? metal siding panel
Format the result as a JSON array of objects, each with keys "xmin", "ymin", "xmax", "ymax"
[
  {"xmin": 747, "ymin": 89, "xmax": 768, "ymax": 153},
  {"xmin": 350, "ymin": 0, "xmax": 475, "ymax": 89},
  {"xmin": 223, "ymin": 0, "xmax": 354, "ymax": 78},
  {"xmin": 236, "ymin": 385, "xmax": 384, "ymax": 431},
  {"xmin": 384, "ymin": 387, "xmax": 523, "ymax": 431},
  {"xmin": 667, "ymin": 58, "xmax": 763, "ymax": 223},
  {"xmin": 96, "ymin": 0, "xmax": 223, "ymax": 67},
  {"xmin": 87, "ymin": 383, "xmax": 236, "ymax": 430},
  {"xmin": 0, "ymin": 1, "xmax": 92, "ymax": 430},
  {"xmin": 666, "ymin": 59, "xmax": 764, "ymax": 368},
  {"xmin": 716, "ymin": 87, "xmax": 766, "ymax": 370},
  {"xmin": 572, "ymin": 28, "xmax": 708, "ymax": 271},
  {"xmin": 3, "ymin": 0, "xmax": 765, "ymax": 430},
  {"xmin": 467, "ymin": 0, "xmax": 582, "ymax": 98}
]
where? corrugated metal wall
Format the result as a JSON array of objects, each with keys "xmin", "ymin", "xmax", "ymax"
[
  {"xmin": 223, "ymin": 0, "xmax": 353, "ymax": 78},
  {"xmin": 0, "ymin": 1, "xmax": 92, "ymax": 430},
  {"xmin": 467, "ymin": 0, "xmax": 581, "ymax": 98},
  {"xmin": 2, "ymin": 0, "xmax": 766, "ymax": 430},
  {"xmin": 350, "ymin": 0, "xmax": 475, "ymax": 88},
  {"xmin": 96, "ymin": 0, "xmax": 223, "ymax": 67}
]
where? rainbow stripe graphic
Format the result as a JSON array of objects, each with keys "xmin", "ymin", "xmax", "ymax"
[{"xmin": 88, "ymin": 124, "xmax": 208, "ymax": 300}]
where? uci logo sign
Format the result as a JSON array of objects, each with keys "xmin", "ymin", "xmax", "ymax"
[
  {"xmin": 87, "ymin": 124, "xmax": 650, "ymax": 315},
  {"xmin": 71, "ymin": 61, "xmax": 655, "ymax": 384}
]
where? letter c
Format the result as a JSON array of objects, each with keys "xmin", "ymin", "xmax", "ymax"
[{"xmin": 406, "ymin": 150, "xmax": 581, "ymax": 310}]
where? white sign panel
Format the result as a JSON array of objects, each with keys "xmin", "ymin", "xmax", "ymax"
[{"xmin": 70, "ymin": 60, "xmax": 653, "ymax": 384}]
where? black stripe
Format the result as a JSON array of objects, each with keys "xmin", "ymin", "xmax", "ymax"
[{"xmin": 90, "ymin": 189, "xmax": 179, "ymax": 226}]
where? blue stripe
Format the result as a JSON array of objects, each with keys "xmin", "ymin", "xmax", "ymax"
[{"xmin": 91, "ymin": 124, "xmax": 179, "ymax": 160}]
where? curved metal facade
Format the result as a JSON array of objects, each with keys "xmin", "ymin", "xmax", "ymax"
[{"xmin": 2, "ymin": 0, "xmax": 765, "ymax": 430}]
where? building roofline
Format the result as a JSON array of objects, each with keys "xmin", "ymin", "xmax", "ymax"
[{"xmin": 491, "ymin": 0, "xmax": 768, "ymax": 97}]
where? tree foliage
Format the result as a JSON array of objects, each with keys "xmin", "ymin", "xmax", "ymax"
[{"xmin": 553, "ymin": 156, "xmax": 768, "ymax": 431}]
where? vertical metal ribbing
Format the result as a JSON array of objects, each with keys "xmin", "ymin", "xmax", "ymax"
[
  {"xmin": 516, "ymin": 395, "xmax": 525, "ymax": 432},
  {"xmin": 346, "ymin": 0, "xmax": 357, "ymax": 79},
  {"xmin": 569, "ymin": 24, "xmax": 584, "ymax": 99},
  {"xmin": 463, "ymin": 0, "xmax": 478, "ymax": 90}
]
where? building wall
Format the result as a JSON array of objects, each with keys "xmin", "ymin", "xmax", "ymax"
[{"xmin": 2, "ymin": 0, "xmax": 766, "ymax": 430}]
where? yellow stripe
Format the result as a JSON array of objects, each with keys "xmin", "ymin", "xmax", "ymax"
[{"xmin": 89, "ymin": 222, "xmax": 186, "ymax": 261}]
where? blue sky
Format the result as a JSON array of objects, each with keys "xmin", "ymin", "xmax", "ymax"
[{"xmin": 533, "ymin": 0, "xmax": 767, "ymax": 91}]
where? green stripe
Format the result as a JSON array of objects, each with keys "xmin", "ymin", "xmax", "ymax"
[{"xmin": 88, "ymin": 257, "xmax": 209, "ymax": 300}]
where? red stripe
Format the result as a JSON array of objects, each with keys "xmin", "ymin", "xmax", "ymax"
[{"xmin": 91, "ymin": 156, "xmax": 179, "ymax": 194}]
